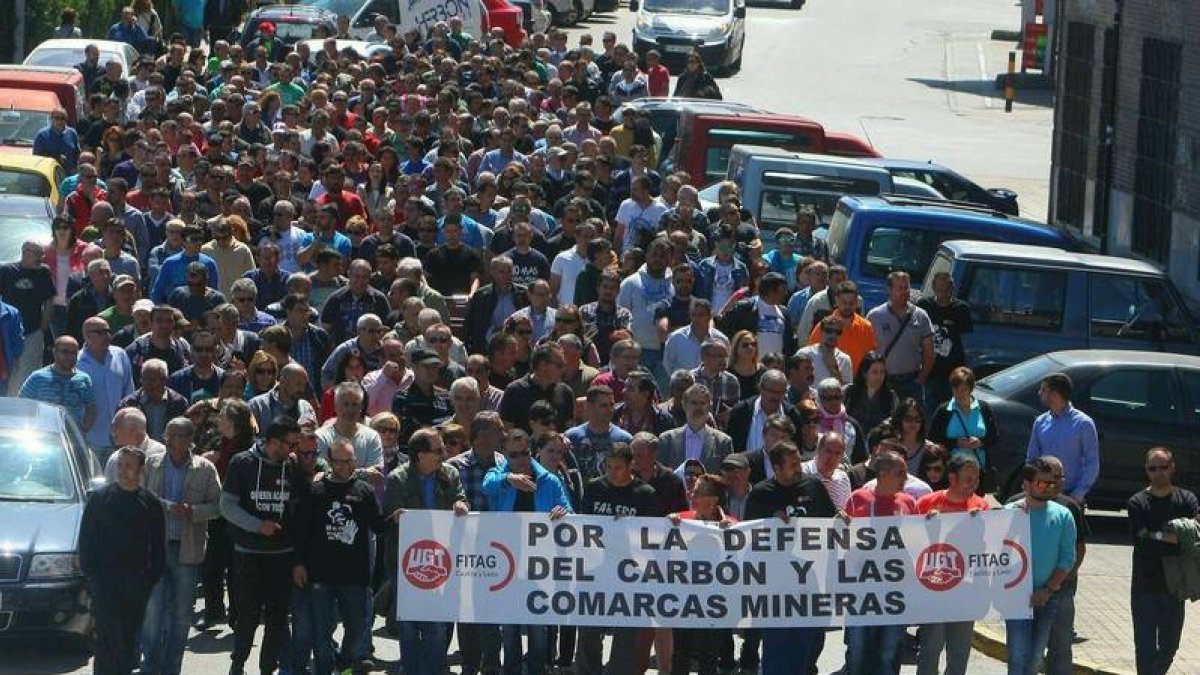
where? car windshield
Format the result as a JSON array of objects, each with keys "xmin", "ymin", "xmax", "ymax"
[
  {"xmin": 0, "ymin": 215, "xmax": 53, "ymax": 263},
  {"xmin": 0, "ymin": 110, "xmax": 51, "ymax": 145},
  {"xmin": 0, "ymin": 429, "xmax": 77, "ymax": 502},
  {"xmin": 977, "ymin": 355, "xmax": 1062, "ymax": 397},
  {"xmin": 0, "ymin": 169, "xmax": 51, "ymax": 198},
  {"xmin": 27, "ymin": 48, "xmax": 119, "ymax": 69},
  {"xmin": 644, "ymin": 0, "xmax": 729, "ymax": 15},
  {"xmin": 275, "ymin": 21, "xmax": 324, "ymax": 42},
  {"xmin": 307, "ymin": 0, "xmax": 362, "ymax": 16}
]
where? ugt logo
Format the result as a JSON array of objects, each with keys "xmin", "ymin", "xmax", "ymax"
[
  {"xmin": 915, "ymin": 543, "xmax": 965, "ymax": 592},
  {"xmin": 403, "ymin": 540, "xmax": 452, "ymax": 590}
]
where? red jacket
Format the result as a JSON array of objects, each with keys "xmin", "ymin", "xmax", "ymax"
[{"xmin": 63, "ymin": 186, "xmax": 108, "ymax": 234}]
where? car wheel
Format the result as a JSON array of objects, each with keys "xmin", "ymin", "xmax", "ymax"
[
  {"xmin": 574, "ymin": 0, "xmax": 586, "ymax": 23},
  {"xmin": 730, "ymin": 51, "xmax": 743, "ymax": 73}
]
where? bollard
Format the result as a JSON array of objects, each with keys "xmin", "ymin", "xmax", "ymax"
[{"xmin": 1005, "ymin": 51, "xmax": 1016, "ymax": 112}]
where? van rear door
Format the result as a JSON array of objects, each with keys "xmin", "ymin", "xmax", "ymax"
[{"xmin": 755, "ymin": 172, "xmax": 886, "ymax": 247}]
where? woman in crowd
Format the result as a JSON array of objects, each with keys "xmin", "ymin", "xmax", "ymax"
[
  {"xmin": 928, "ymin": 366, "xmax": 1000, "ymax": 493},
  {"xmin": 320, "ymin": 350, "xmax": 369, "ymax": 421},
  {"xmin": 45, "ymin": 215, "xmax": 100, "ymax": 337},
  {"xmin": 727, "ymin": 330, "xmax": 766, "ymax": 401},
  {"xmin": 843, "ymin": 351, "xmax": 899, "ymax": 438},
  {"xmin": 537, "ymin": 305, "xmax": 601, "ymax": 366},
  {"xmin": 244, "ymin": 350, "xmax": 279, "ymax": 400},
  {"xmin": 891, "ymin": 398, "xmax": 939, "ymax": 475}
]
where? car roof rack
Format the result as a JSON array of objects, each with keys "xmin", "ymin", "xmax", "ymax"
[{"xmin": 878, "ymin": 194, "xmax": 1013, "ymax": 219}]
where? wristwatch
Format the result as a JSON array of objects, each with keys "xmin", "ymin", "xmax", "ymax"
[{"xmin": 1153, "ymin": 531, "xmax": 1164, "ymax": 541}]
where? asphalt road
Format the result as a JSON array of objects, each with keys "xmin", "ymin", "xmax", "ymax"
[{"xmin": 0, "ymin": 0, "xmax": 1056, "ymax": 672}]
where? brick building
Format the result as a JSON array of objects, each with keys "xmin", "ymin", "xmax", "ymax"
[{"xmin": 1049, "ymin": 0, "xmax": 1200, "ymax": 301}]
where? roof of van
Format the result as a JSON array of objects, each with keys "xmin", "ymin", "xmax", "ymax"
[
  {"xmin": 940, "ymin": 240, "xmax": 1167, "ymax": 276},
  {"xmin": 732, "ymin": 146, "xmax": 880, "ymax": 166},
  {"xmin": 0, "ymin": 89, "xmax": 63, "ymax": 112},
  {"xmin": 841, "ymin": 194, "xmax": 1039, "ymax": 223},
  {"xmin": 0, "ymin": 65, "xmax": 83, "ymax": 82},
  {"xmin": 688, "ymin": 111, "xmax": 824, "ymax": 127}
]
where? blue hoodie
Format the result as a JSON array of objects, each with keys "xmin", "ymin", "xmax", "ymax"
[{"xmin": 482, "ymin": 459, "xmax": 574, "ymax": 514}]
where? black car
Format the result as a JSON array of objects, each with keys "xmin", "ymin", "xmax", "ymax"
[
  {"xmin": 0, "ymin": 398, "xmax": 103, "ymax": 639},
  {"xmin": 974, "ymin": 350, "xmax": 1200, "ymax": 510},
  {"xmin": 237, "ymin": 5, "xmax": 339, "ymax": 48}
]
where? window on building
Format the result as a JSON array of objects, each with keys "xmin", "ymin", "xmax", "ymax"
[
  {"xmin": 1131, "ymin": 38, "xmax": 1182, "ymax": 263},
  {"xmin": 1053, "ymin": 22, "xmax": 1095, "ymax": 231}
]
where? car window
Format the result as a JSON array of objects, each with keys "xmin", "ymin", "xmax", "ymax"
[
  {"xmin": 26, "ymin": 48, "xmax": 83, "ymax": 68},
  {"xmin": 892, "ymin": 169, "xmax": 978, "ymax": 202},
  {"xmin": 358, "ymin": 0, "xmax": 399, "ymax": 25},
  {"xmin": 0, "ymin": 110, "xmax": 52, "ymax": 145},
  {"xmin": 758, "ymin": 189, "xmax": 849, "ymax": 232},
  {"xmin": 920, "ymin": 252, "xmax": 954, "ymax": 298},
  {"xmin": 275, "ymin": 21, "xmax": 322, "ymax": 42},
  {"xmin": 963, "ymin": 265, "xmax": 1066, "ymax": 330},
  {"xmin": 0, "ymin": 216, "xmax": 53, "ymax": 263},
  {"xmin": 0, "ymin": 429, "xmax": 78, "ymax": 501},
  {"xmin": 1085, "ymin": 369, "xmax": 1178, "ymax": 424},
  {"xmin": 861, "ymin": 227, "xmax": 977, "ymax": 280},
  {"xmin": 0, "ymin": 169, "xmax": 51, "ymax": 198},
  {"xmin": 1088, "ymin": 274, "xmax": 1193, "ymax": 342},
  {"xmin": 702, "ymin": 129, "xmax": 818, "ymax": 180},
  {"xmin": 977, "ymin": 355, "xmax": 1062, "ymax": 397}
]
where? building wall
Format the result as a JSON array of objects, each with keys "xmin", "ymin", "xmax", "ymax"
[{"xmin": 1051, "ymin": 0, "xmax": 1200, "ymax": 302}]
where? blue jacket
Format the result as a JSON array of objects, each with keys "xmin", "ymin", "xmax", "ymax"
[
  {"xmin": 482, "ymin": 460, "xmax": 574, "ymax": 514},
  {"xmin": 32, "ymin": 126, "xmax": 81, "ymax": 173},
  {"xmin": 694, "ymin": 255, "xmax": 749, "ymax": 304},
  {"xmin": 0, "ymin": 301, "xmax": 25, "ymax": 391},
  {"xmin": 151, "ymin": 251, "xmax": 220, "ymax": 303},
  {"xmin": 107, "ymin": 21, "xmax": 153, "ymax": 52}
]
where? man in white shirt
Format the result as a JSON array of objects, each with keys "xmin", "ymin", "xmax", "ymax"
[
  {"xmin": 549, "ymin": 218, "xmax": 595, "ymax": 307},
  {"xmin": 614, "ymin": 176, "xmax": 668, "ymax": 254},
  {"xmin": 662, "ymin": 299, "xmax": 728, "ymax": 377},
  {"xmin": 315, "ymin": 382, "xmax": 384, "ymax": 469},
  {"xmin": 796, "ymin": 315, "xmax": 853, "ymax": 384}
]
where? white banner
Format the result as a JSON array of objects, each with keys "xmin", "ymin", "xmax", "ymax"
[
  {"xmin": 399, "ymin": 0, "xmax": 485, "ymax": 38},
  {"xmin": 396, "ymin": 511, "xmax": 1033, "ymax": 628}
]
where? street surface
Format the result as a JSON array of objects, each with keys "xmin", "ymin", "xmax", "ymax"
[{"xmin": 0, "ymin": 0, "xmax": 1072, "ymax": 672}]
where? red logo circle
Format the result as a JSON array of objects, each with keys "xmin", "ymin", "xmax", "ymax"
[
  {"xmin": 915, "ymin": 543, "xmax": 965, "ymax": 592},
  {"xmin": 402, "ymin": 540, "xmax": 452, "ymax": 590}
]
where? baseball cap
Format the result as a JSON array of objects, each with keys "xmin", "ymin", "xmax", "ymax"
[
  {"xmin": 132, "ymin": 299, "xmax": 154, "ymax": 314},
  {"xmin": 721, "ymin": 453, "xmax": 749, "ymax": 470},
  {"xmin": 112, "ymin": 274, "xmax": 138, "ymax": 291},
  {"xmin": 411, "ymin": 348, "xmax": 442, "ymax": 367},
  {"xmin": 259, "ymin": 21, "xmax": 276, "ymax": 34}
]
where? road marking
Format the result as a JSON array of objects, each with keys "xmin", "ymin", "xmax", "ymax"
[
  {"xmin": 978, "ymin": 42, "xmax": 994, "ymax": 109},
  {"xmin": 943, "ymin": 33, "xmax": 959, "ymax": 113}
]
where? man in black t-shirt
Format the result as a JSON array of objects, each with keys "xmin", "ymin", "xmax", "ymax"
[
  {"xmin": 0, "ymin": 240, "xmax": 55, "ymax": 393},
  {"xmin": 1127, "ymin": 447, "xmax": 1199, "ymax": 675},
  {"xmin": 576, "ymin": 443, "xmax": 661, "ymax": 675},
  {"xmin": 916, "ymin": 271, "xmax": 972, "ymax": 410},
  {"xmin": 505, "ymin": 222, "xmax": 551, "ymax": 288},
  {"xmin": 745, "ymin": 442, "xmax": 837, "ymax": 675},
  {"xmin": 423, "ymin": 217, "xmax": 483, "ymax": 295}
]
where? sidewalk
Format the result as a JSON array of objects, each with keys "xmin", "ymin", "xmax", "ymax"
[{"xmin": 973, "ymin": 524, "xmax": 1200, "ymax": 674}]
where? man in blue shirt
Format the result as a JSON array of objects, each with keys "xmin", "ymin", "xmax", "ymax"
[
  {"xmin": 1005, "ymin": 457, "xmax": 1077, "ymax": 675},
  {"xmin": 107, "ymin": 7, "xmax": 154, "ymax": 52},
  {"xmin": 32, "ymin": 110, "xmax": 81, "ymax": 173},
  {"xmin": 1026, "ymin": 373, "xmax": 1100, "ymax": 503},
  {"xmin": 151, "ymin": 225, "xmax": 220, "ymax": 303},
  {"xmin": 20, "ymin": 335, "xmax": 96, "ymax": 431}
]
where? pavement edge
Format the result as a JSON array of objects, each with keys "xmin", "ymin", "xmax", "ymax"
[{"xmin": 971, "ymin": 625, "xmax": 1133, "ymax": 675}]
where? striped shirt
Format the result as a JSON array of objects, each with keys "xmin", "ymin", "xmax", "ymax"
[{"xmin": 19, "ymin": 367, "xmax": 95, "ymax": 426}]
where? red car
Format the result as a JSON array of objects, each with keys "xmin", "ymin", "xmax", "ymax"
[{"xmin": 483, "ymin": 0, "xmax": 527, "ymax": 47}]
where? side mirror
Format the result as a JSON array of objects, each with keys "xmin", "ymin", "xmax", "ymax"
[
  {"xmin": 733, "ymin": 6, "xmax": 746, "ymax": 18},
  {"xmin": 630, "ymin": 0, "xmax": 640, "ymax": 11}
]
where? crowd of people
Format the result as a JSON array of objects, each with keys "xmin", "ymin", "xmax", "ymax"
[{"xmin": 4, "ymin": 6, "xmax": 1197, "ymax": 675}]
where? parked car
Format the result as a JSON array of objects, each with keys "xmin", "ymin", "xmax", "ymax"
[
  {"xmin": 924, "ymin": 240, "xmax": 1200, "ymax": 375},
  {"xmin": 23, "ymin": 39, "xmax": 140, "ymax": 77},
  {"xmin": 302, "ymin": 0, "xmax": 489, "ymax": 41},
  {"xmin": 0, "ymin": 196, "xmax": 56, "ymax": 263},
  {"xmin": 237, "ymin": 5, "xmax": 338, "ymax": 48},
  {"xmin": 630, "ymin": 0, "xmax": 747, "ymax": 75},
  {"xmin": 667, "ymin": 110, "xmax": 879, "ymax": 183},
  {"xmin": 508, "ymin": 0, "xmax": 552, "ymax": 37},
  {"xmin": 862, "ymin": 158, "xmax": 1020, "ymax": 216},
  {"xmin": 0, "ymin": 397, "xmax": 102, "ymax": 639},
  {"xmin": 0, "ymin": 66, "xmax": 88, "ymax": 125},
  {"xmin": 295, "ymin": 39, "xmax": 393, "ymax": 66},
  {"xmin": 614, "ymin": 97, "xmax": 765, "ymax": 172},
  {"xmin": 0, "ymin": 156, "xmax": 64, "ymax": 208},
  {"xmin": 0, "ymin": 89, "xmax": 64, "ymax": 153},
  {"xmin": 972, "ymin": 350, "xmax": 1200, "ymax": 510},
  {"xmin": 825, "ymin": 195, "xmax": 1081, "ymax": 311}
]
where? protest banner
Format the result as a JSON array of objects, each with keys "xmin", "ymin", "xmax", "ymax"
[
  {"xmin": 398, "ymin": 0, "xmax": 485, "ymax": 38},
  {"xmin": 396, "ymin": 510, "xmax": 1032, "ymax": 628}
]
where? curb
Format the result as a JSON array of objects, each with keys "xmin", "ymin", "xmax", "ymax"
[{"xmin": 972, "ymin": 625, "xmax": 1133, "ymax": 675}]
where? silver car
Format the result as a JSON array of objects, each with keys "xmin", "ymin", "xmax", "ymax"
[{"xmin": 0, "ymin": 398, "xmax": 101, "ymax": 639}]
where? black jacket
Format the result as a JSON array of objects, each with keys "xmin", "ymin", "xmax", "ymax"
[
  {"xmin": 726, "ymin": 397, "xmax": 808, "ymax": 452},
  {"xmin": 220, "ymin": 443, "xmax": 300, "ymax": 555},
  {"xmin": 293, "ymin": 476, "xmax": 387, "ymax": 585},
  {"xmin": 80, "ymin": 483, "xmax": 165, "ymax": 584},
  {"xmin": 498, "ymin": 374, "xmax": 575, "ymax": 433},
  {"xmin": 463, "ymin": 283, "xmax": 528, "ymax": 354},
  {"xmin": 718, "ymin": 298, "xmax": 798, "ymax": 358},
  {"xmin": 673, "ymin": 70, "xmax": 722, "ymax": 100}
]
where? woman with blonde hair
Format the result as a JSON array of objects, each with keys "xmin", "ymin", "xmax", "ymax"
[
  {"xmin": 727, "ymin": 330, "xmax": 766, "ymax": 400},
  {"xmin": 244, "ymin": 350, "xmax": 279, "ymax": 399}
]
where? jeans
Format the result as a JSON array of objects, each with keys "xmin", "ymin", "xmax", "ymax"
[
  {"xmin": 761, "ymin": 627, "xmax": 823, "ymax": 675},
  {"xmin": 231, "ymin": 552, "xmax": 292, "ymax": 673},
  {"xmin": 140, "ymin": 542, "xmax": 199, "ymax": 675},
  {"xmin": 310, "ymin": 583, "xmax": 368, "ymax": 675},
  {"xmin": 500, "ymin": 624, "xmax": 548, "ymax": 675},
  {"xmin": 1131, "ymin": 589, "xmax": 1187, "ymax": 675},
  {"xmin": 202, "ymin": 518, "xmax": 235, "ymax": 623},
  {"xmin": 916, "ymin": 621, "xmax": 975, "ymax": 675},
  {"xmin": 1005, "ymin": 592, "xmax": 1061, "ymax": 675},
  {"xmin": 458, "ymin": 622, "xmax": 502, "ymax": 674},
  {"xmin": 546, "ymin": 625, "xmax": 576, "ymax": 666},
  {"xmin": 289, "ymin": 585, "xmax": 319, "ymax": 675},
  {"xmin": 1045, "ymin": 578, "xmax": 1077, "ymax": 675},
  {"xmin": 399, "ymin": 620, "xmax": 448, "ymax": 675},
  {"xmin": 89, "ymin": 572, "xmax": 152, "ymax": 675},
  {"xmin": 575, "ymin": 626, "xmax": 639, "ymax": 675},
  {"xmin": 844, "ymin": 624, "xmax": 906, "ymax": 675}
]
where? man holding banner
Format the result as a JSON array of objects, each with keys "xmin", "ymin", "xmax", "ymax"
[
  {"xmin": 482, "ymin": 428, "xmax": 572, "ymax": 675},
  {"xmin": 383, "ymin": 428, "xmax": 469, "ymax": 675},
  {"xmin": 744, "ymin": 442, "xmax": 838, "ymax": 675},
  {"xmin": 575, "ymin": 443, "xmax": 664, "ymax": 675}
]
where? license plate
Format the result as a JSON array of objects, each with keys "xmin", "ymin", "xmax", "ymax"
[{"xmin": 664, "ymin": 44, "xmax": 694, "ymax": 54}]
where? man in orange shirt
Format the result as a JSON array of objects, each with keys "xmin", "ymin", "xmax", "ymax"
[
  {"xmin": 916, "ymin": 454, "xmax": 990, "ymax": 675},
  {"xmin": 807, "ymin": 280, "xmax": 876, "ymax": 371}
]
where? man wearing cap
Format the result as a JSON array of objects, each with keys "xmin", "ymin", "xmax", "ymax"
[
  {"xmin": 97, "ymin": 272, "xmax": 140, "ymax": 334},
  {"xmin": 246, "ymin": 21, "xmax": 286, "ymax": 62},
  {"xmin": 114, "ymin": 299, "xmax": 155, "ymax": 348},
  {"xmin": 392, "ymin": 348, "xmax": 453, "ymax": 450}
]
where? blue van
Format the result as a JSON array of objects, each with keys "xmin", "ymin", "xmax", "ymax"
[{"xmin": 824, "ymin": 195, "xmax": 1082, "ymax": 309}]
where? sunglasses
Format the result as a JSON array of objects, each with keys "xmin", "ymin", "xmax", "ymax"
[
  {"xmin": 255, "ymin": 368, "xmax": 277, "ymax": 375},
  {"xmin": 1032, "ymin": 479, "xmax": 1060, "ymax": 489}
]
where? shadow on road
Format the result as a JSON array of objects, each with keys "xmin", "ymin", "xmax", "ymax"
[
  {"xmin": 907, "ymin": 77, "xmax": 1054, "ymax": 108},
  {"xmin": 0, "ymin": 637, "xmax": 90, "ymax": 674}
]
